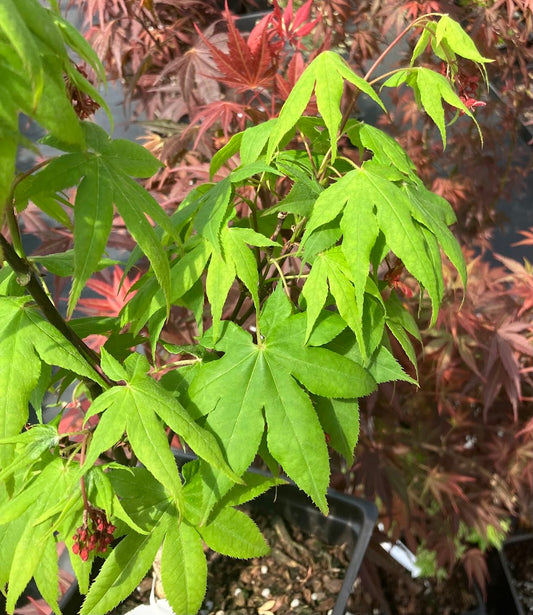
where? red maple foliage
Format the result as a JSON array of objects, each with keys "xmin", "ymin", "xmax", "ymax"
[{"xmin": 197, "ymin": 4, "xmax": 277, "ymax": 94}]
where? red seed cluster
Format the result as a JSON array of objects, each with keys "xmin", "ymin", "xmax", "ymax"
[{"xmin": 72, "ymin": 506, "xmax": 116, "ymax": 561}]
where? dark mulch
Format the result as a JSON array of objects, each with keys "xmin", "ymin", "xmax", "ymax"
[{"xmin": 201, "ymin": 511, "xmax": 349, "ymax": 614}]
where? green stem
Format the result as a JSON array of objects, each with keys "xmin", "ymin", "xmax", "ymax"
[
  {"xmin": 3, "ymin": 159, "xmax": 52, "ymax": 257},
  {"xmin": 269, "ymin": 258, "xmax": 290, "ymax": 297},
  {"xmin": 364, "ymin": 13, "xmax": 443, "ymax": 82},
  {"xmin": 6, "ymin": 209, "xmax": 24, "ymax": 258}
]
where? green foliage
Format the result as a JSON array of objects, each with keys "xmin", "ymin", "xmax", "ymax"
[{"xmin": 0, "ymin": 4, "xmax": 491, "ymax": 614}]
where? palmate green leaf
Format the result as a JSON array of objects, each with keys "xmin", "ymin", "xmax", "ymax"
[
  {"xmin": 161, "ymin": 520, "xmax": 207, "ymax": 615},
  {"xmin": 383, "ymin": 67, "xmax": 479, "ymax": 147},
  {"xmin": 19, "ymin": 136, "xmax": 173, "ymax": 315},
  {"xmin": 435, "ymin": 15, "xmax": 493, "ymax": 69},
  {"xmin": 84, "ymin": 384, "xmax": 184, "ymax": 510},
  {"xmin": 100, "ymin": 467, "xmax": 265, "ymax": 615},
  {"xmin": 302, "ymin": 248, "xmax": 368, "ymax": 358},
  {"xmin": 86, "ymin": 353, "xmax": 240, "ymax": 500},
  {"xmin": 190, "ymin": 294, "xmax": 375, "ymax": 513},
  {"xmin": 2, "ymin": 456, "xmax": 79, "ymax": 613},
  {"xmin": 403, "ymin": 182, "xmax": 467, "ymax": 290},
  {"xmin": 304, "ymin": 165, "xmax": 447, "ymax": 324},
  {"xmin": 90, "ymin": 468, "xmax": 204, "ymax": 615},
  {"xmin": 220, "ymin": 226, "xmax": 278, "ymax": 312},
  {"xmin": 69, "ymin": 159, "xmax": 114, "ymax": 316},
  {"xmin": 219, "ymin": 234, "xmax": 257, "ymax": 306},
  {"xmin": 0, "ymin": 297, "xmax": 104, "ymax": 467},
  {"xmin": 267, "ymin": 51, "xmax": 385, "ymax": 162}
]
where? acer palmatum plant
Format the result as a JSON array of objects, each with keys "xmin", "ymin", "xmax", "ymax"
[
  {"xmin": 72, "ymin": 0, "xmax": 533, "ymax": 600},
  {"xmin": 0, "ymin": 2, "xmax": 493, "ymax": 614}
]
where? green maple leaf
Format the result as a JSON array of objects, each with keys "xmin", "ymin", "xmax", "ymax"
[
  {"xmin": 0, "ymin": 455, "xmax": 80, "ymax": 613},
  {"xmin": 383, "ymin": 67, "xmax": 481, "ymax": 147},
  {"xmin": 0, "ymin": 296, "xmax": 105, "ymax": 468},
  {"xmin": 302, "ymin": 162, "xmax": 456, "ymax": 326},
  {"xmin": 266, "ymin": 51, "xmax": 385, "ymax": 162},
  {"xmin": 16, "ymin": 122, "xmax": 171, "ymax": 317},
  {"xmin": 82, "ymin": 466, "xmax": 267, "ymax": 615},
  {"xmin": 84, "ymin": 351, "xmax": 241, "ymax": 514},
  {"xmin": 205, "ymin": 225, "xmax": 280, "ymax": 342},
  {"xmin": 190, "ymin": 289, "xmax": 376, "ymax": 515}
]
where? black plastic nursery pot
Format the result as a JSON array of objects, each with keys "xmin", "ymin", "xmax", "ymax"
[
  {"xmin": 490, "ymin": 533, "xmax": 533, "ymax": 615},
  {"xmin": 363, "ymin": 539, "xmax": 487, "ymax": 615}
]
